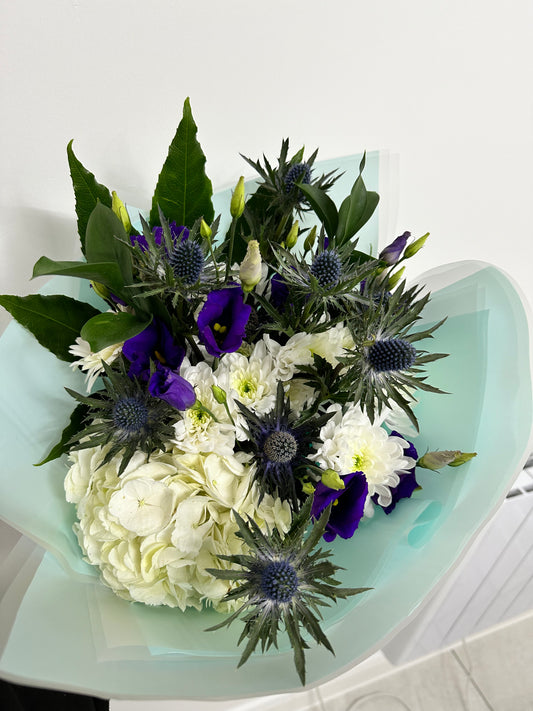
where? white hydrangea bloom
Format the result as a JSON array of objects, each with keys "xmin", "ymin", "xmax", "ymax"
[
  {"xmin": 311, "ymin": 403, "xmax": 416, "ymax": 515},
  {"xmin": 173, "ymin": 359, "xmax": 235, "ymax": 455},
  {"xmin": 69, "ymin": 336, "xmax": 122, "ymax": 392},
  {"xmin": 65, "ymin": 444, "xmax": 290, "ymax": 611}
]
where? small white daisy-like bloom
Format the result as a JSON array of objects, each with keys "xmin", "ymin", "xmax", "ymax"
[
  {"xmin": 311, "ymin": 403, "xmax": 416, "ymax": 513},
  {"xmin": 69, "ymin": 336, "xmax": 122, "ymax": 391},
  {"xmin": 173, "ymin": 359, "xmax": 235, "ymax": 455},
  {"xmin": 216, "ymin": 339, "xmax": 278, "ymax": 437}
]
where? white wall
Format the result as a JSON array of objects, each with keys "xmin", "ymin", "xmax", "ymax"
[{"xmin": 2, "ymin": 0, "xmax": 532, "ymax": 337}]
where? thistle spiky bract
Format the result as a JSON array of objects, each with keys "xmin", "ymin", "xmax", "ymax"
[
  {"xmin": 205, "ymin": 497, "xmax": 371, "ymax": 685},
  {"xmin": 65, "ymin": 359, "xmax": 175, "ymax": 474}
]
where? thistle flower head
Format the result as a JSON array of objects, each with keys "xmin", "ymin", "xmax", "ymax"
[
  {"xmin": 236, "ymin": 382, "xmax": 331, "ymax": 509},
  {"xmin": 206, "ymin": 497, "xmax": 370, "ymax": 685},
  {"xmin": 366, "ymin": 337, "xmax": 417, "ymax": 373},
  {"xmin": 65, "ymin": 359, "xmax": 175, "ymax": 475},
  {"xmin": 338, "ymin": 280, "xmax": 449, "ymax": 430},
  {"xmin": 284, "ymin": 162, "xmax": 312, "ymax": 199},
  {"xmin": 310, "ymin": 249, "xmax": 342, "ymax": 288},
  {"xmin": 169, "ymin": 239, "xmax": 204, "ymax": 284}
]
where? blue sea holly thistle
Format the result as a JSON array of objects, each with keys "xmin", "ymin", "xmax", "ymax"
[
  {"xmin": 338, "ymin": 279, "xmax": 449, "ymax": 429},
  {"xmin": 236, "ymin": 382, "xmax": 332, "ymax": 509},
  {"xmin": 65, "ymin": 360, "xmax": 176, "ymax": 475},
  {"xmin": 205, "ymin": 497, "xmax": 370, "ymax": 685}
]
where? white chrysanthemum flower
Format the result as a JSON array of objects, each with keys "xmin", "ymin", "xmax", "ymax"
[
  {"xmin": 267, "ymin": 324, "xmax": 354, "ymax": 382},
  {"xmin": 173, "ymin": 359, "xmax": 235, "ymax": 455},
  {"xmin": 65, "ymin": 444, "xmax": 290, "ymax": 611},
  {"xmin": 69, "ymin": 336, "xmax": 122, "ymax": 391},
  {"xmin": 311, "ymin": 403, "xmax": 416, "ymax": 514},
  {"xmin": 266, "ymin": 332, "xmax": 314, "ymax": 381},
  {"xmin": 216, "ymin": 340, "xmax": 278, "ymax": 437},
  {"xmin": 308, "ymin": 324, "xmax": 354, "ymax": 367}
]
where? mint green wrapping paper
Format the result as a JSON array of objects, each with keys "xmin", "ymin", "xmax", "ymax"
[{"xmin": 1, "ymin": 153, "xmax": 532, "ymax": 698}]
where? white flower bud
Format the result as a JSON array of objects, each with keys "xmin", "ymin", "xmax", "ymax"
[{"xmin": 239, "ymin": 240, "xmax": 262, "ymax": 292}]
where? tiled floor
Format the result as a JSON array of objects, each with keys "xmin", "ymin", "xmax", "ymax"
[{"xmin": 111, "ymin": 610, "xmax": 533, "ymax": 710}]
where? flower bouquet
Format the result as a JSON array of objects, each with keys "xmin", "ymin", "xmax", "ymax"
[{"xmin": 0, "ymin": 99, "xmax": 531, "ymax": 696}]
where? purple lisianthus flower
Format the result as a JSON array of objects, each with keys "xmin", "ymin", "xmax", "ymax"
[
  {"xmin": 122, "ymin": 319, "xmax": 186, "ymax": 380},
  {"xmin": 311, "ymin": 472, "xmax": 368, "ymax": 542},
  {"xmin": 379, "ymin": 231, "xmax": 410, "ymax": 265},
  {"xmin": 373, "ymin": 431, "xmax": 419, "ymax": 515},
  {"xmin": 130, "ymin": 222, "xmax": 189, "ymax": 252},
  {"xmin": 149, "ymin": 363, "xmax": 196, "ymax": 410},
  {"xmin": 197, "ymin": 286, "xmax": 252, "ymax": 358}
]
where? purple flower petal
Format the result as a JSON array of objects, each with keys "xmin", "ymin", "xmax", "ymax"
[
  {"xmin": 123, "ymin": 320, "xmax": 185, "ymax": 380},
  {"xmin": 312, "ymin": 472, "xmax": 368, "ymax": 541},
  {"xmin": 379, "ymin": 232, "xmax": 410, "ymax": 265},
  {"xmin": 149, "ymin": 365, "xmax": 196, "ymax": 410},
  {"xmin": 130, "ymin": 223, "xmax": 189, "ymax": 252},
  {"xmin": 197, "ymin": 287, "xmax": 252, "ymax": 358}
]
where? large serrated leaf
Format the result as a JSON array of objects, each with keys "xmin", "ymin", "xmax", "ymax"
[
  {"xmin": 150, "ymin": 98, "xmax": 214, "ymax": 228},
  {"xmin": 0, "ymin": 294, "xmax": 100, "ymax": 362},
  {"xmin": 67, "ymin": 140, "xmax": 112, "ymax": 254}
]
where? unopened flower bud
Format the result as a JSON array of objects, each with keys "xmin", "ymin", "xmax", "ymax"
[
  {"xmin": 447, "ymin": 452, "xmax": 477, "ymax": 467},
  {"xmin": 303, "ymin": 225, "xmax": 317, "ymax": 253},
  {"xmin": 387, "ymin": 266, "xmax": 405, "ymax": 290},
  {"xmin": 302, "ymin": 482, "xmax": 315, "ymax": 495},
  {"xmin": 230, "ymin": 176, "xmax": 245, "ymax": 218},
  {"xmin": 111, "ymin": 191, "xmax": 132, "ymax": 234},
  {"xmin": 211, "ymin": 385, "xmax": 227, "ymax": 405},
  {"xmin": 404, "ymin": 232, "xmax": 429, "ymax": 259},
  {"xmin": 321, "ymin": 469, "xmax": 345, "ymax": 491},
  {"xmin": 379, "ymin": 232, "xmax": 410, "ymax": 265},
  {"xmin": 90, "ymin": 281, "xmax": 111, "ymax": 301},
  {"xmin": 418, "ymin": 450, "xmax": 476, "ymax": 471},
  {"xmin": 200, "ymin": 219, "xmax": 212, "ymax": 240},
  {"xmin": 239, "ymin": 240, "xmax": 262, "ymax": 292},
  {"xmin": 285, "ymin": 220, "xmax": 299, "ymax": 250}
]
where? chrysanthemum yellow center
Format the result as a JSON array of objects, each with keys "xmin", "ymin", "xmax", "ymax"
[
  {"xmin": 353, "ymin": 447, "xmax": 371, "ymax": 473},
  {"xmin": 237, "ymin": 377, "xmax": 257, "ymax": 398}
]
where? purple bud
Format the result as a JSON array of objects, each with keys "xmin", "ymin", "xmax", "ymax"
[{"xmin": 379, "ymin": 231, "xmax": 410, "ymax": 265}]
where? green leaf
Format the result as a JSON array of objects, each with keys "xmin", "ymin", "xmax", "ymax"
[
  {"xmin": 297, "ymin": 183, "xmax": 338, "ymax": 238},
  {"xmin": 150, "ymin": 97, "xmax": 214, "ymax": 228},
  {"xmin": 34, "ymin": 403, "xmax": 90, "ymax": 466},
  {"xmin": 67, "ymin": 140, "xmax": 112, "ymax": 254},
  {"xmin": 81, "ymin": 311, "xmax": 152, "ymax": 352},
  {"xmin": 337, "ymin": 156, "xmax": 379, "ymax": 244},
  {"xmin": 0, "ymin": 294, "xmax": 100, "ymax": 362},
  {"xmin": 32, "ymin": 256, "xmax": 125, "ymax": 297},
  {"xmin": 85, "ymin": 203, "xmax": 133, "ymax": 286}
]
